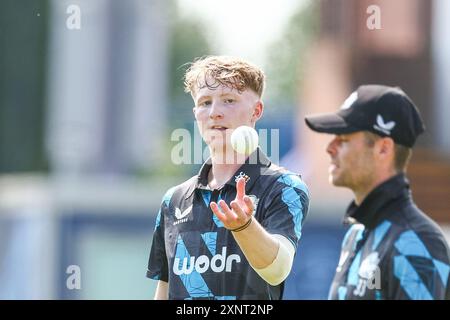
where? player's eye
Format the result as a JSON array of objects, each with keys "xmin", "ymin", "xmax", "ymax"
[
  {"xmin": 224, "ymin": 98, "xmax": 234, "ymax": 104},
  {"xmin": 199, "ymin": 100, "xmax": 211, "ymax": 107}
]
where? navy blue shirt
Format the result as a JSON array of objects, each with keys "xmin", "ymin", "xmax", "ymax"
[
  {"xmin": 329, "ymin": 174, "xmax": 450, "ymax": 300},
  {"xmin": 147, "ymin": 148, "xmax": 310, "ymax": 300}
]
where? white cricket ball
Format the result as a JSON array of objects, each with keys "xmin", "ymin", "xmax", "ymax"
[{"xmin": 231, "ymin": 126, "xmax": 259, "ymax": 155}]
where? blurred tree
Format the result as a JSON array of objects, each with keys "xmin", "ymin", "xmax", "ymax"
[
  {"xmin": 264, "ymin": 0, "xmax": 319, "ymax": 107},
  {"xmin": 167, "ymin": 11, "xmax": 212, "ymax": 129},
  {"xmin": 137, "ymin": 5, "xmax": 213, "ymax": 179},
  {"xmin": 0, "ymin": 0, "xmax": 49, "ymax": 173}
]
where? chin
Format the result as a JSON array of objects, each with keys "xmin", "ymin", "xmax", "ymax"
[
  {"xmin": 330, "ymin": 175, "xmax": 343, "ymax": 187},
  {"xmin": 206, "ymin": 136, "xmax": 225, "ymax": 146},
  {"xmin": 208, "ymin": 142, "xmax": 230, "ymax": 153}
]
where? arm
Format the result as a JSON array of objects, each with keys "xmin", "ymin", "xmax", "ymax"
[
  {"xmin": 210, "ymin": 178, "xmax": 296, "ymax": 285},
  {"xmin": 154, "ymin": 280, "xmax": 168, "ymax": 300},
  {"xmin": 230, "ymin": 208, "xmax": 281, "ymax": 268}
]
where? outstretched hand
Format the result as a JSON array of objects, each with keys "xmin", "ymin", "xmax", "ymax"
[{"xmin": 210, "ymin": 178, "xmax": 254, "ymax": 231}]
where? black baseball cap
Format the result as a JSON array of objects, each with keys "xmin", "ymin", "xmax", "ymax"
[{"xmin": 304, "ymin": 85, "xmax": 425, "ymax": 147}]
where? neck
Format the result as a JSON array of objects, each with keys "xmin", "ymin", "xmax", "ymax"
[
  {"xmin": 353, "ymin": 170, "xmax": 397, "ymax": 206},
  {"xmin": 208, "ymin": 146, "xmax": 247, "ymax": 189},
  {"xmin": 354, "ymin": 187, "xmax": 374, "ymax": 206}
]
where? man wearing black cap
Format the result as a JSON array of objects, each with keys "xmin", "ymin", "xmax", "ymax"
[{"xmin": 305, "ymin": 84, "xmax": 450, "ymax": 300}]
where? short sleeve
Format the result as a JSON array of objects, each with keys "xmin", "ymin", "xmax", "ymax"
[
  {"xmin": 146, "ymin": 187, "xmax": 176, "ymax": 281},
  {"xmin": 261, "ymin": 174, "xmax": 310, "ymax": 249}
]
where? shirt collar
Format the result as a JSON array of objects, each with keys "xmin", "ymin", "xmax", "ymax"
[
  {"xmin": 185, "ymin": 147, "xmax": 272, "ymax": 199},
  {"xmin": 344, "ymin": 173, "xmax": 411, "ymax": 229}
]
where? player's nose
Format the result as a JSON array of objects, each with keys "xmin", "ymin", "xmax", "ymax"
[
  {"xmin": 327, "ymin": 137, "xmax": 338, "ymax": 156},
  {"xmin": 209, "ymin": 101, "xmax": 224, "ymax": 120}
]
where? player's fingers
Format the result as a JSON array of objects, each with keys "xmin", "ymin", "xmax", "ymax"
[
  {"xmin": 210, "ymin": 202, "xmax": 227, "ymax": 222},
  {"xmin": 230, "ymin": 200, "xmax": 248, "ymax": 222},
  {"xmin": 236, "ymin": 177, "xmax": 246, "ymax": 200},
  {"xmin": 218, "ymin": 200, "xmax": 237, "ymax": 219},
  {"xmin": 243, "ymin": 196, "xmax": 254, "ymax": 216}
]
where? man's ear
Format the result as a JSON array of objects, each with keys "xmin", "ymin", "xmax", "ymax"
[
  {"xmin": 376, "ymin": 137, "xmax": 395, "ymax": 170},
  {"xmin": 252, "ymin": 101, "xmax": 264, "ymax": 122},
  {"xmin": 378, "ymin": 137, "xmax": 395, "ymax": 156}
]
